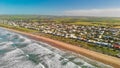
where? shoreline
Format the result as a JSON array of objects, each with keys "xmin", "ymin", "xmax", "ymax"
[{"xmin": 4, "ymin": 28, "xmax": 120, "ymax": 68}]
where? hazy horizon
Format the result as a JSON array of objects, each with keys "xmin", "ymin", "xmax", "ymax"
[{"xmin": 1, "ymin": 0, "xmax": 120, "ymax": 17}]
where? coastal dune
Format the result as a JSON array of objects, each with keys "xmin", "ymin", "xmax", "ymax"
[{"xmin": 6, "ymin": 28, "xmax": 120, "ymax": 68}]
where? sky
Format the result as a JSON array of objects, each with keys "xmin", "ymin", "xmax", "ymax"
[{"xmin": 1, "ymin": 0, "xmax": 120, "ymax": 17}]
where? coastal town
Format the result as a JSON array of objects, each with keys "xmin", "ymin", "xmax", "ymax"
[
  {"xmin": 1, "ymin": 20, "xmax": 120, "ymax": 51},
  {"xmin": 1, "ymin": 0, "xmax": 120, "ymax": 68}
]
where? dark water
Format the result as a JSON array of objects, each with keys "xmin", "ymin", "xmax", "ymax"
[{"xmin": 0, "ymin": 28, "xmax": 112, "ymax": 68}]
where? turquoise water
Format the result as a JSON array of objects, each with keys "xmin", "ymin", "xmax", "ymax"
[{"xmin": 0, "ymin": 28, "xmax": 112, "ymax": 68}]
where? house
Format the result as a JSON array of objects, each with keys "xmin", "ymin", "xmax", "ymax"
[
  {"xmin": 113, "ymin": 42, "xmax": 120, "ymax": 49},
  {"xmin": 69, "ymin": 34, "xmax": 77, "ymax": 39}
]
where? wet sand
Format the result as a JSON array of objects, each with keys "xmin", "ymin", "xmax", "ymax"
[{"xmin": 5, "ymin": 28, "xmax": 120, "ymax": 68}]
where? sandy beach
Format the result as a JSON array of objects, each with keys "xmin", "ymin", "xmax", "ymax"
[{"xmin": 6, "ymin": 28, "xmax": 120, "ymax": 68}]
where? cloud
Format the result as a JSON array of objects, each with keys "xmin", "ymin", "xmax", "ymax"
[{"xmin": 63, "ymin": 8, "xmax": 120, "ymax": 17}]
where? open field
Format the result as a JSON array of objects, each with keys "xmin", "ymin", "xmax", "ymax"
[
  {"xmin": 113, "ymin": 26, "xmax": 120, "ymax": 28},
  {"xmin": 69, "ymin": 22, "xmax": 120, "ymax": 27}
]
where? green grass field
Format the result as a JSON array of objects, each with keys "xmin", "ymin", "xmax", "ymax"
[{"xmin": 68, "ymin": 22, "xmax": 120, "ymax": 28}]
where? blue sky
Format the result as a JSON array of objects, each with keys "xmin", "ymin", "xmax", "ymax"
[{"xmin": 1, "ymin": 0, "xmax": 120, "ymax": 16}]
